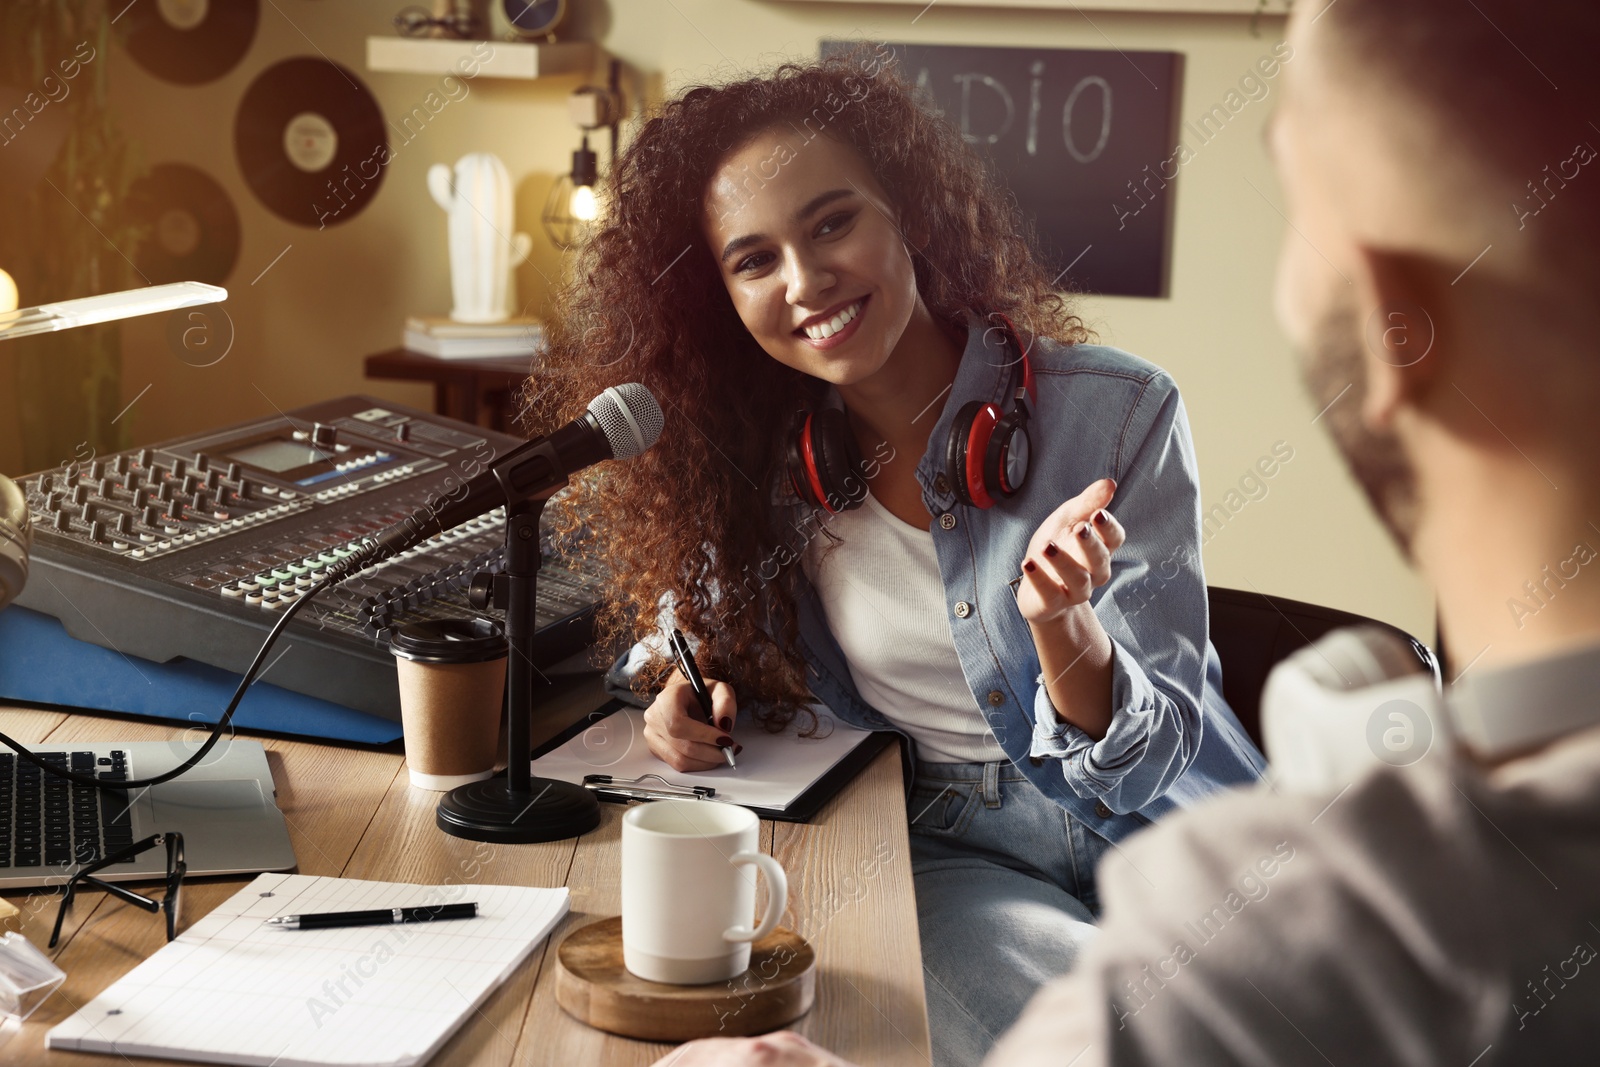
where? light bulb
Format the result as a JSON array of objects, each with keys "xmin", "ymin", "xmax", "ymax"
[
  {"xmin": 569, "ymin": 183, "xmax": 598, "ymax": 222},
  {"xmin": 0, "ymin": 269, "xmax": 17, "ymax": 314}
]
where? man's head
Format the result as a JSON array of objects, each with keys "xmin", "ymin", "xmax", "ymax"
[{"xmin": 1272, "ymin": 0, "xmax": 1600, "ymax": 567}]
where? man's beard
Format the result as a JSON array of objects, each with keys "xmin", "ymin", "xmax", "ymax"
[{"xmin": 1302, "ymin": 296, "xmax": 1421, "ymax": 559}]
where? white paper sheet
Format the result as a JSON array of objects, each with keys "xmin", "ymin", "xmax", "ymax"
[
  {"xmin": 531, "ymin": 704, "xmax": 876, "ymax": 812},
  {"xmin": 47, "ymin": 873, "xmax": 568, "ymax": 1067}
]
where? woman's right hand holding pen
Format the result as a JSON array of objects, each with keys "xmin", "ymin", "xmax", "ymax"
[{"xmin": 643, "ymin": 669, "xmax": 742, "ymax": 772}]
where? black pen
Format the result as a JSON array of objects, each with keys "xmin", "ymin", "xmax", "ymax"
[
  {"xmin": 262, "ymin": 902, "xmax": 478, "ymax": 930},
  {"xmin": 669, "ymin": 627, "xmax": 736, "ymax": 768}
]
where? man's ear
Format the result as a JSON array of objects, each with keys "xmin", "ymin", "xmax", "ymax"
[{"xmin": 1352, "ymin": 245, "xmax": 1447, "ymax": 431}]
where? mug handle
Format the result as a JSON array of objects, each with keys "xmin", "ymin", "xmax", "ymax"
[{"xmin": 723, "ymin": 851, "xmax": 787, "ymax": 944}]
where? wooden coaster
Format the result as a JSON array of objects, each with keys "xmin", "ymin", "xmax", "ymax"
[{"xmin": 554, "ymin": 916, "xmax": 816, "ymax": 1041}]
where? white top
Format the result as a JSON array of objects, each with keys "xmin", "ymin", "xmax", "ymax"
[{"xmin": 804, "ymin": 491, "xmax": 1005, "ymax": 763}]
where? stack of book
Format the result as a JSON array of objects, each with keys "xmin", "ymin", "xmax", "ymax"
[{"xmin": 402, "ymin": 315, "xmax": 546, "ymax": 360}]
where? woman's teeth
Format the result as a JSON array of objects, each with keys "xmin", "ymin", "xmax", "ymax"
[{"xmin": 803, "ymin": 299, "xmax": 863, "ymax": 341}]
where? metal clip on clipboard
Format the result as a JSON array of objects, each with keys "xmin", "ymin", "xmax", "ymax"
[{"xmin": 582, "ymin": 774, "xmax": 717, "ymax": 803}]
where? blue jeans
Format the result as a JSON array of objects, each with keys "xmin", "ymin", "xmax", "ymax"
[{"xmin": 909, "ymin": 757, "xmax": 1111, "ymax": 1067}]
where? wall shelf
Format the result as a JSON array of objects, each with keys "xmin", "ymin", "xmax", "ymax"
[{"xmin": 366, "ymin": 37, "xmax": 595, "ymax": 80}]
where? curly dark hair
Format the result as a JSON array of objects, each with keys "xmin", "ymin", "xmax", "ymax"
[{"xmin": 527, "ymin": 46, "xmax": 1090, "ymax": 729}]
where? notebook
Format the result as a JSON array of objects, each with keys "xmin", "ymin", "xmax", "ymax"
[
  {"xmin": 47, "ymin": 873, "xmax": 569, "ymax": 1067},
  {"xmin": 530, "ymin": 704, "xmax": 895, "ymax": 821}
]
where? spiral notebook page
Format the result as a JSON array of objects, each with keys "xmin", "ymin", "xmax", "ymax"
[{"xmin": 48, "ymin": 872, "xmax": 569, "ymax": 1067}]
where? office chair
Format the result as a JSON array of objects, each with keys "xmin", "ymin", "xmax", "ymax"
[{"xmin": 1207, "ymin": 586, "xmax": 1440, "ymax": 749}]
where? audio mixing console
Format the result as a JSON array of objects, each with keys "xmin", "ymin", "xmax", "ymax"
[{"xmin": 11, "ymin": 396, "xmax": 605, "ymax": 720}]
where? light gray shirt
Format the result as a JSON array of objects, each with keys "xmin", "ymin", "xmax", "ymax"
[{"xmin": 987, "ymin": 642, "xmax": 1600, "ymax": 1066}]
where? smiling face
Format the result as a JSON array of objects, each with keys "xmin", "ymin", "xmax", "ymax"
[{"xmin": 700, "ymin": 127, "xmax": 926, "ymax": 388}]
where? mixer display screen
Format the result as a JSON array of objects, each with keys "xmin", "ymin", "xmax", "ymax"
[{"xmin": 225, "ymin": 438, "xmax": 328, "ymax": 473}]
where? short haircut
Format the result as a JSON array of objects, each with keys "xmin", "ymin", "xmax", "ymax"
[{"xmin": 1314, "ymin": 0, "xmax": 1600, "ymax": 290}]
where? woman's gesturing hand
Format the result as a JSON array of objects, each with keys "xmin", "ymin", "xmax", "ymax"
[
  {"xmin": 1015, "ymin": 477, "xmax": 1126, "ymax": 624},
  {"xmin": 642, "ymin": 670, "xmax": 742, "ymax": 772}
]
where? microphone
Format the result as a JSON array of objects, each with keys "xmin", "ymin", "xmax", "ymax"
[{"xmin": 346, "ymin": 384, "xmax": 663, "ymax": 576}]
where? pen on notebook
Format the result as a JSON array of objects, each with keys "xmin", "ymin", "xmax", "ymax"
[
  {"xmin": 262, "ymin": 902, "xmax": 479, "ymax": 930},
  {"xmin": 669, "ymin": 627, "xmax": 737, "ymax": 768}
]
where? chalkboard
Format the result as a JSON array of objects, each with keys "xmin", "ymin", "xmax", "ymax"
[{"xmin": 822, "ymin": 41, "xmax": 1183, "ymax": 298}]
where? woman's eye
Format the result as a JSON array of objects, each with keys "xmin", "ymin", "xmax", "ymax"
[
  {"xmin": 817, "ymin": 211, "xmax": 855, "ymax": 236},
  {"xmin": 735, "ymin": 252, "xmax": 773, "ymax": 274}
]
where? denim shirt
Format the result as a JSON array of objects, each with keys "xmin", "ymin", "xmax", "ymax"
[{"xmin": 777, "ymin": 318, "xmax": 1266, "ymax": 845}]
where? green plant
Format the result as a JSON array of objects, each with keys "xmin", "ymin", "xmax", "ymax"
[{"xmin": 0, "ymin": 2, "xmax": 149, "ymax": 472}]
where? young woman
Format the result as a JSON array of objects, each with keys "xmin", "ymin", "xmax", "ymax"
[{"xmin": 531, "ymin": 51, "xmax": 1265, "ymax": 1065}]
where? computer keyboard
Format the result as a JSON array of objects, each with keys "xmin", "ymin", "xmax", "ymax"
[{"xmin": 0, "ymin": 750, "xmax": 134, "ymax": 871}]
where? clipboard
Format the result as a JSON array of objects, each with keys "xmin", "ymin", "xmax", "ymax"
[{"xmin": 532, "ymin": 702, "xmax": 897, "ymax": 823}]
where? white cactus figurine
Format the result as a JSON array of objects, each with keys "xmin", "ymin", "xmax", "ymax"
[{"xmin": 427, "ymin": 152, "xmax": 532, "ymax": 324}]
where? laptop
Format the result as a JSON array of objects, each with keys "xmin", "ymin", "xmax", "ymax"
[{"xmin": 0, "ymin": 738, "xmax": 296, "ymax": 890}]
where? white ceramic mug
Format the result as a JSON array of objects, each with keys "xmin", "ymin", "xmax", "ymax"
[{"xmin": 621, "ymin": 800, "xmax": 788, "ymax": 984}]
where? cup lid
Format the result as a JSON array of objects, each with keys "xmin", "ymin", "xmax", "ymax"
[{"xmin": 389, "ymin": 617, "xmax": 507, "ymax": 664}]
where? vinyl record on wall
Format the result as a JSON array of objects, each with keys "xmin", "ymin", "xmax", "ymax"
[
  {"xmin": 127, "ymin": 163, "xmax": 241, "ymax": 285},
  {"xmin": 124, "ymin": 0, "xmax": 260, "ymax": 85},
  {"xmin": 234, "ymin": 58, "xmax": 388, "ymax": 228}
]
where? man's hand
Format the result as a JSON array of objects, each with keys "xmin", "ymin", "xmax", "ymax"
[{"xmin": 650, "ymin": 1032, "xmax": 861, "ymax": 1067}]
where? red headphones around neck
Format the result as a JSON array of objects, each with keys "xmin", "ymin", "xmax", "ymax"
[{"xmin": 785, "ymin": 314, "xmax": 1037, "ymax": 514}]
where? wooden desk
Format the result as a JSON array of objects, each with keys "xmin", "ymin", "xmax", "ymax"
[
  {"xmin": 363, "ymin": 349, "xmax": 535, "ymax": 435},
  {"xmin": 1, "ymin": 706, "xmax": 930, "ymax": 1066}
]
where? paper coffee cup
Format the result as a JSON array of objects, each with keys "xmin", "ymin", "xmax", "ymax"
[{"xmin": 389, "ymin": 618, "xmax": 507, "ymax": 790}]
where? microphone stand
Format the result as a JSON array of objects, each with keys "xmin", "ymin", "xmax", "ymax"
[{"xmin": 434, "ymin": 468, "xmax": 602, "ymax": 843}]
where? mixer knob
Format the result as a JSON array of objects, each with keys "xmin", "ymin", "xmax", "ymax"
[
  {"xmin": 36, "ymin": 473, "xmax": 52, "ymax": 494},
  {"xmin": 137, "ymin": 447, "xmax": 154, "ymax": 467},
  {"xmin": 116, "ymin": 513, "xmax": 135, "ymax": 537},
  {"xmin": 237, "ymin": 480, "xmax": 251, "ymax": 501},
  {"xmin": 166, "ymin": 499, "xmax": 184, "ymax": 521},
  {"xmin": 114, "ymin": 454, "xmax": 130, "ymax": 475},
  {"xmin": 157, "ymin": 482, "xmax": 174, "ymax": 503},
  {"xmin": 71, "ymin": 484, "xmax": 89, "ymax": 506},
  {"xmin": 195, "ymin": 452, "xmax": 209, "ymax": 472},
  {"xmin": 126, "ymin": 470, "xmax": 143, "ymax": 491},
  {"xmin": 182, "ymin": 473, "xmax": 199, "ymax": 494},
  {"xmin": 172, "ymin": 458, "xmax": 187, "ymax": 478},
  {"xmin": 53, "ymin": 510, "xmax": 71, "ymax": 532},
  {"xmin": 206, "ymin": 469, "xmax": 222, "ymax": 490},
  {"xmin": 80, "ymin": 503, "xmax": 96, "ymax": 523},
  {"xmin": 88, "ymin": 520, "xmax": 106, "ymax": 543},
  {"xmin": 311, "ymin": 423, "xmax": 338, "ymax": 450},
  {"xmin": 143, "ymin": 505, "xmax": 161, "ymax": 527},
  {"xmin": 98, "ymin": 477, "xmax": 116, "ymax": 497},
  {"xmin": 192, "ymin": 489, "xmax": 209, "ymax": 512},
  {"xmin": 226, "ymin": 462, "xmax": 242, "ymax": 482},
  {"xmin": 394, "ymin": 422, "xmax": 411, "ymax": 443},
  {"xmin": 45, "ymin": 491, "xmax": 63, "ymax": 511}
]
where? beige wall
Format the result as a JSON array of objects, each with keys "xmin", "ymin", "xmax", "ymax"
[{"xmin": 2, "ymin": 0, "xmax": 1435, "ymax": 641}]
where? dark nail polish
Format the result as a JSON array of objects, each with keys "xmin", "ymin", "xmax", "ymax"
[
  {"xmin": 718, "ymin": 735, "xmax": 734, "ymax": 747},
  {"xmin": 720, "ymin": 717, "xmax": 733, "ymax": 732},
  {"xmin": 1093, "ymin": 510, "xmax": 1108, "ymax": 525},
  {"xmin": 1023, "ymin": 559, "xmax": 1037, "ymax": 573},
  {"xmin": 734, "ymin": 744, "xmax": 744, "ymax": 755},
  {"xmin": 1044, "ymin": 542, "xmax": 1058, "ymax": 557},
  {"xmin": 1078, "ymin": 525, "xmax": 1092, "ymax": 540}
]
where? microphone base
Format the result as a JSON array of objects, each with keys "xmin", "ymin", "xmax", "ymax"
[{"xmin": 435, "ymin": 774, "xmax": 601, "ymax": 843}]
